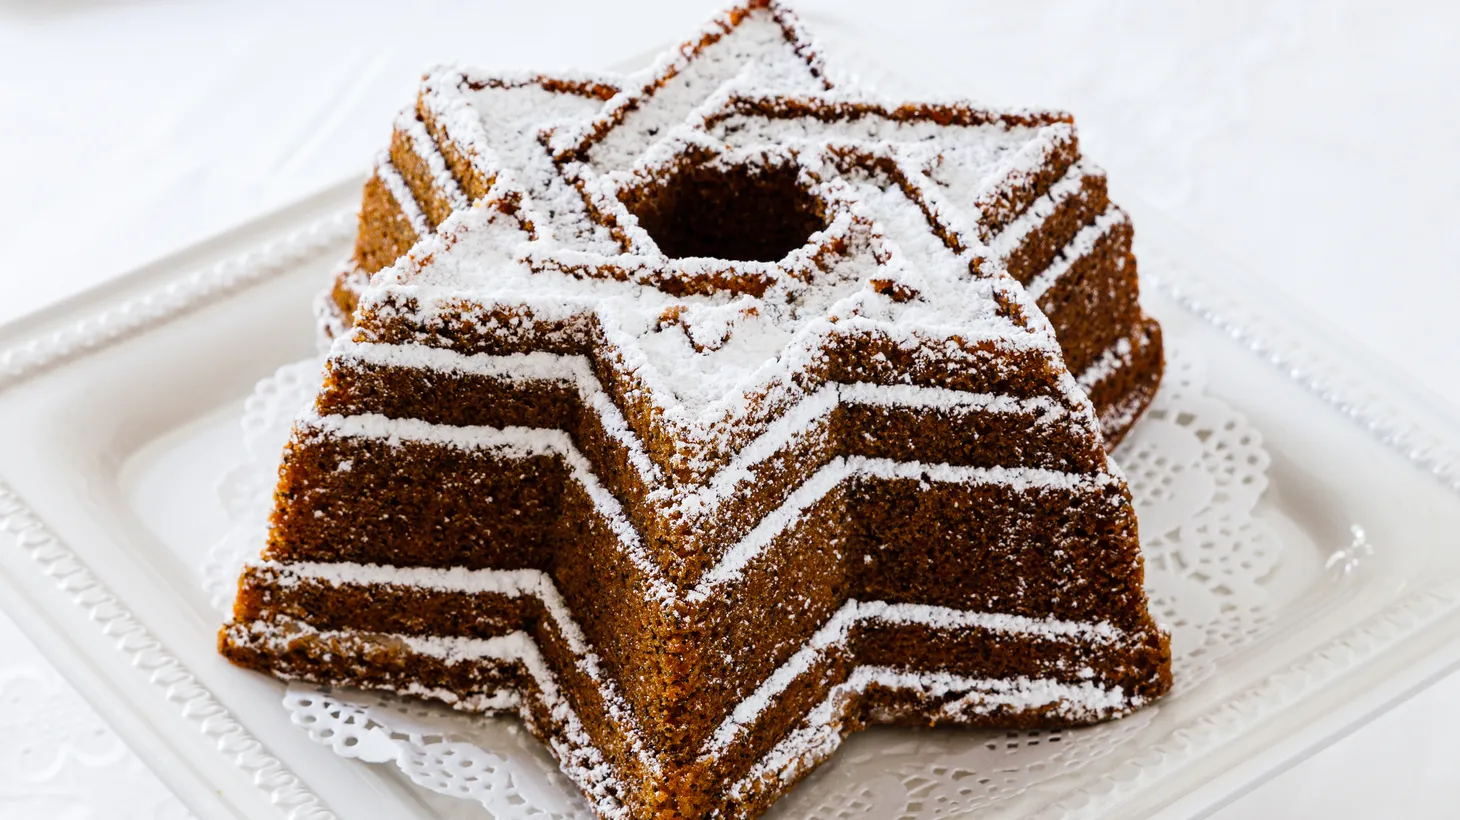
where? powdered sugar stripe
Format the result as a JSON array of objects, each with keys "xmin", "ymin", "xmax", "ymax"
[
  {"xmin": 238, "ymin": 566, "xmax": 1131, "ymax": 769},
  {"xmin": 333, "ymin": 337, "xmax": 1070, "ymax": 420},
  {"xmin": 987, "ymin": 160, "xmax": 1103, "ymax": 261},
  {"xmin": 254, "ymin": 562, "xmax": 1118, "ymax": 641},
  {"xmin": 972, "ymin": 123, "xmax": 1077, "ymax": 228},
  {"xmin": 251, "ymin": 560, "xmax": 1124, "ymax": 662},
  {"xmin": 726, "ymin": 666, "xmax": 1135, "ymax": 803},
  {"xmin": 1026, "ymin": 206, "xmax": 1129, "ymax": 302},
  {"xmin": 374, "ymin": 152, "xmax": 431, "ymax": 238},
  {"xmin": 551, "ymin": 3, "xmax": 827, "ymax": 168},
  {"xmin": 1079, "ymin": 336, "xmax": 1136, "ymax": 393},
  {"xmin": 333, "ymin": 339, "xmax": 1075, "ymax": 508},
  {"xmin": 298, "ymin": 409, "xmax": 676, "ymax": 604},
  {"xmin": 312, "ymin": 288, "xmax": 348, "ymax": 350},
  {"xmin": 313, "ymin": 260, "xmax": 367, "ymax": 349},
  {"xmin": 294, "ymin": 410, "xmax": 1112, "ymax": 601},
  {"xmin": 704, "ymin": 598, "xmax": 1125, "ymax": 754},
  {"xmin": 333, "ymin": 340, "xmax": 665, "ymax": 485},
  {"xmin": 839, "ymin": 380, "xmax": 1065, "ymax": 415},
  {"xmin": 395, "ymin": 111, "xmax": 470, "ymax": 211},
  {"xmin": 1098, "ymin": 386, "xmax": 1155, "ymax": 446},
  {"xmin": 255, "ymin": 562, "xmax": 594, "ymax": 656},
  {"xmin": 692, "ymin": 453, "xmax": 1118, "ymax": 598}
]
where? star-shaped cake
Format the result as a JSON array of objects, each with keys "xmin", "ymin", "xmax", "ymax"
[{"xmin": 221, "ymin": 3, "xmax": 1172, "ymax": 818}]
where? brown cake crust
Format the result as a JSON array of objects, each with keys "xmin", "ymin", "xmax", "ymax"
[{"xmin": 223, "ymin": 3, "xmax": 1172, "ymax": 818}]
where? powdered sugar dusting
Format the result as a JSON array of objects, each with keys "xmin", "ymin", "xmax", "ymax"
[
  {"xmin": 565, "ymin": 10, "xmax": 827, "ymax": 172},
  {"xmin": 241, "ymin": 3, "xmax": 1169, "ymax": 811},
  {"xmin": 1080, "ymin": 335, "xmax": 1136, "ymax": 392},
  {"xmin": 704, "ymin": 598, "xmax": 1127, "ymax": 753},
  {"xmin": 987, "ymin": 160, "xmax": 1103, "ymax": 261},
  {"xmin": 419, "ymin": 68, "xmax": 619, "ymax": 253},
  {"xmin": 691, "ymin": 454, "xmax": 1119, "ymax": 598},
  {"xmin": 258, "ymin": 562, "xmax": 592, "ymax": 654},
  {"xmin": 374, "ymin": 152, "xmax": 430, "ymax": 238},
  {"xmin": 1027, "ymin": 206, "xmax": 1129, "ymax": 302}
]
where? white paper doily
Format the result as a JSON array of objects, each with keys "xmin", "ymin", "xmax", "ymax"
[{"xmin": 203, "ymin": 341, "xmax": 1279, "ymax": 820}]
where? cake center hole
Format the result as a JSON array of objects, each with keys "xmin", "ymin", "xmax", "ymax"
[{"xmin": 623, "ymin": 162, "xmax": 826, "ymax": 263}]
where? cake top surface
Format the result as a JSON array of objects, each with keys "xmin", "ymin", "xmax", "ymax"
[{"xmin": 358, "ymin": 0, "xmax": 1091, "ymax": 428}]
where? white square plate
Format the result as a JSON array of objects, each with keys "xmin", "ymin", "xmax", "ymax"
[{"xmin": 3, "ymin": 131, "xmax": 1460, "ymax": 820}]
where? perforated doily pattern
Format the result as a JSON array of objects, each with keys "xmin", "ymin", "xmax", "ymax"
[{"xmin": 205, "ymin": 341, "xmax": 1278, "ymax": 819}]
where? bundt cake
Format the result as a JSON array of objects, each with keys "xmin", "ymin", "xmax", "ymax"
[{"xmin": 221, "ymin": 2, "xmax": 1171, "ymax": 818}]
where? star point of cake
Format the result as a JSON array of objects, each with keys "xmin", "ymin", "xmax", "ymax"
[{"xmin": 222, "ymin": 3, "xmax": 1171, "ymax": 818}]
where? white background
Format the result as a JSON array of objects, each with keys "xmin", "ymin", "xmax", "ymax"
[{"xmin": 0, "ymin": 1, "xmax": 1457, "ymax": 817}]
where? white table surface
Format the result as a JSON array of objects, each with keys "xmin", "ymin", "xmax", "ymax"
[{"xmin": 1, "ymin": 1, "xmax": 1457, "ymax": 817}]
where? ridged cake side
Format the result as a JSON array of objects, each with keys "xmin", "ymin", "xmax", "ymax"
[
  {"xmin": 223, "ymin": 327, "xmax": 1170, "ymax": 819},
  {"xmin": 222, "ymin": 3, "xmax": 1172, "ymax": 819}
]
